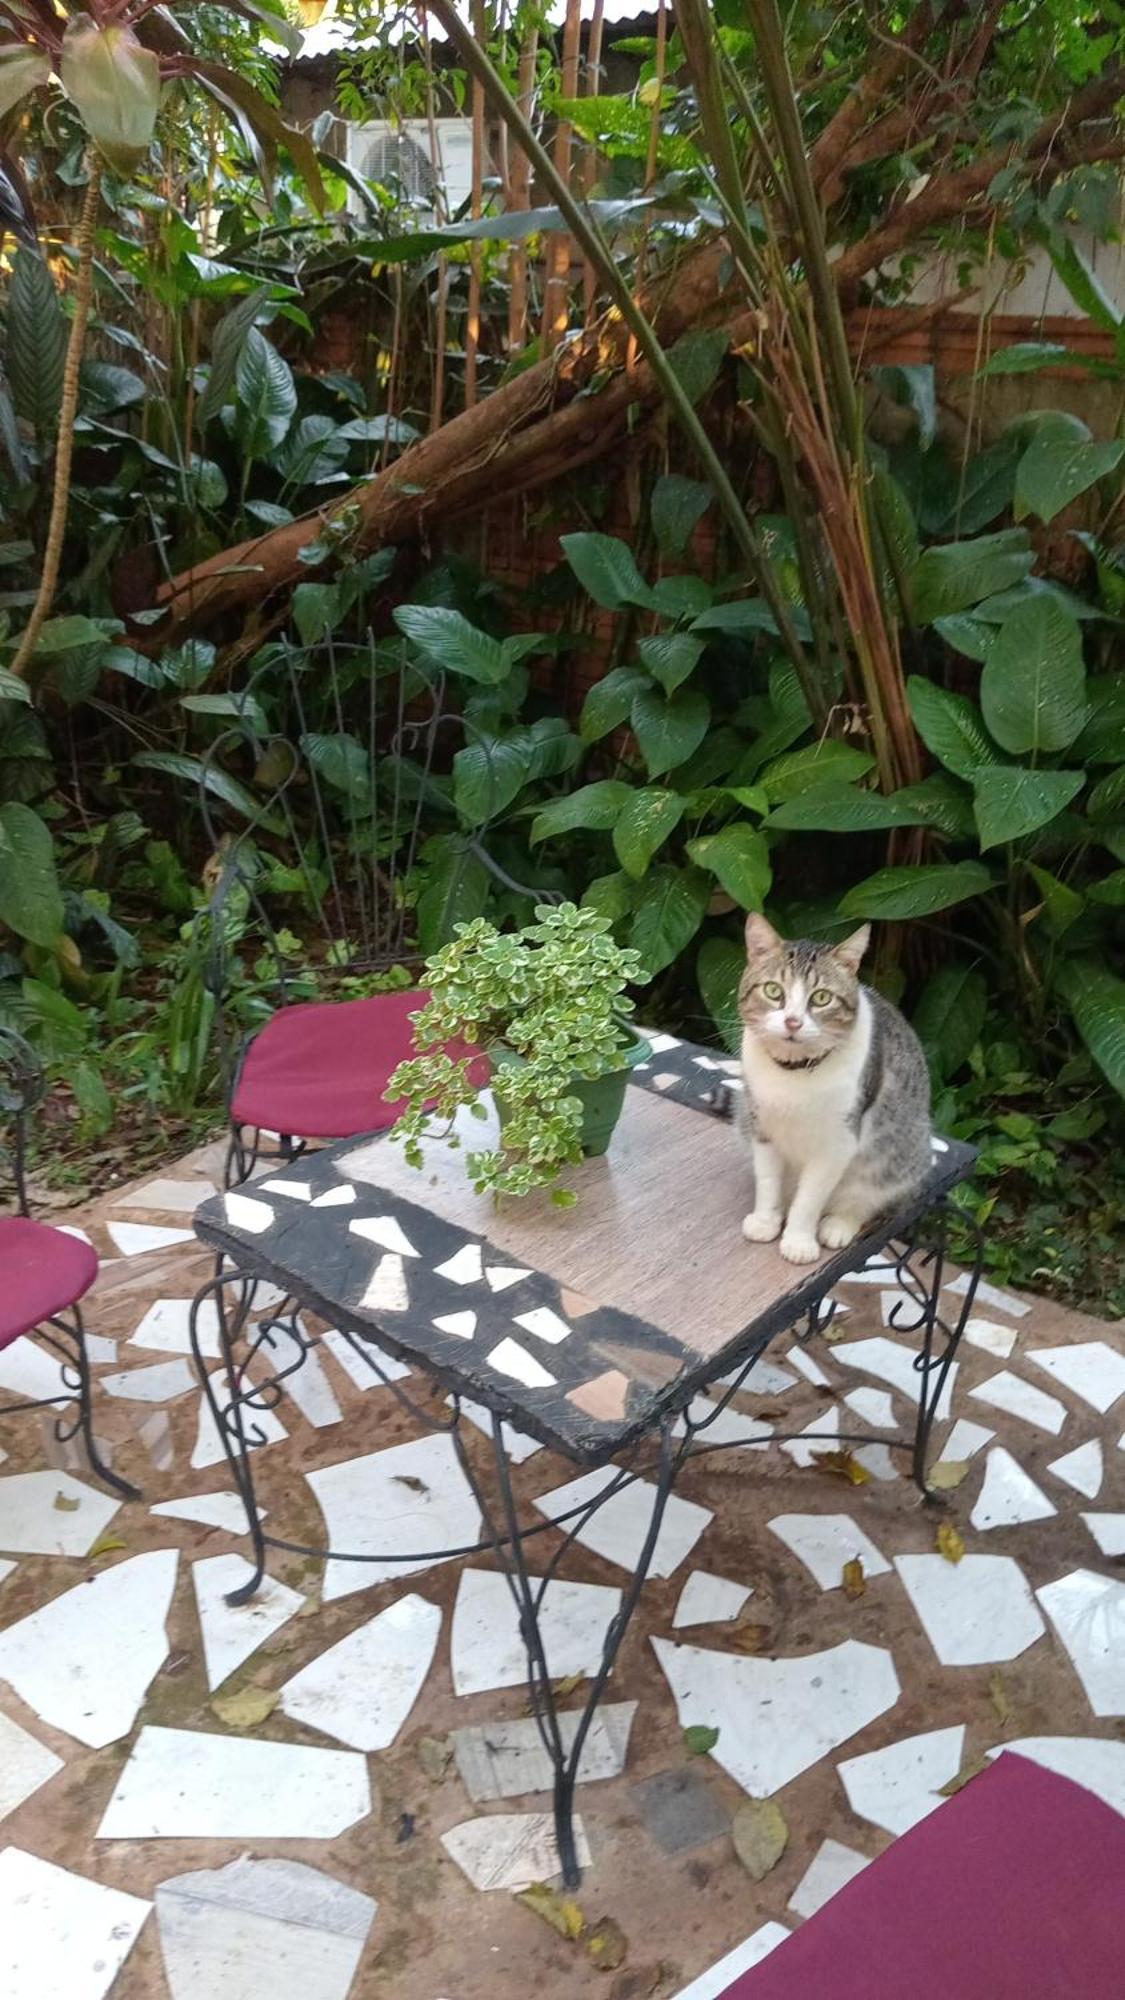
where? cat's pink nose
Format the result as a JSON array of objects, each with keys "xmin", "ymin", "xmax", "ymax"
[{"xmin": 784, "ymin": 1015, "xmax": 802, "ymax": 1034}]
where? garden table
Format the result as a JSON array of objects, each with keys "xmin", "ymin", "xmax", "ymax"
[{"xmin": 189, "ymin": 1034, "xmax": 979, "ymax": 1886}]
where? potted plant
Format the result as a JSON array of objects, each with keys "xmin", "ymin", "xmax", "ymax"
[{"xmin": 387, "ymin": 903, "xmax": 647, "ymax": 1203}]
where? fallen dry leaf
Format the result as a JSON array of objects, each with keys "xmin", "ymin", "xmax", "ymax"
[
  {"xmin": 53, "ymin": 1492, "xmax": 80, "ymax": 1513},
  {"xmin": 842, "ymin": 1557, "xmax": 866, "ymax": 1600},
  {"xmin": 88, "ymin": 1533, "xmax": 127, "ymax": 1559},
  {"xmin": 552, "ymin": 1672, "xmax": 585, "ymax": 1700},
  {"xmin": 939, "ymin": 1753, "xmax": 990, "ymax": 1798},
  {"xmin": 928, "ymin": 1459, "xmax": 970, "ymax": 1491},
  {"xmin": 516, "ymin": 1882, "xmax": 586, "ymax": 1940},
  {"xmin": 210, "ymin": 1687, "xmax": 279, "ymax": 1729},
  {"xmin": 416, "ymin": 1734, "xmax": 454, "ymax": 1781},
  {"xmin": 586, "ymin": 1917, "xmax": 627, "ymax": 1971},
  {"xmin": 988, "ymin": 1670, "xmax": 1012, "ymax": 1728},
  {"xmin": 814, "ymin": 1449, "xmax": 871, "ymax": 1487},
  {"xmin": 728, "ymin": 1622, "xmax": 772, "ymax": 1654},
  {"xmin": 683, "ymin": 1724, "xmax": 720, "ymax": 1758},
  {"xmin": 731, "ymin": 1798, "xmax": 789, "ymax": 1881},
  {"xmin": 936, "ymin": 1519, "xmax": 965, "ymax": 1564},
  {"xmin": 393, "ymin": 1475, "xmax": 429, "ymax": 1494},
  {"xmin": 297, "ymin": 1592, "xmax": 321, "ymax": 1619}
]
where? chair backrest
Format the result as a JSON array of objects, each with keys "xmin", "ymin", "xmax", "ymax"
[{"xmin": 0, "ymin": 1025, "xmax": 44, "ymax": 1217}]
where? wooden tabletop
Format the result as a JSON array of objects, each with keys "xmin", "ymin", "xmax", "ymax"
[{"xmin": 194, "ymin": 1034, "xmax": 976, "ymax": 1465}]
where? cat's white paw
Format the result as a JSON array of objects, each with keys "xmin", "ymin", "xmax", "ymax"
[
  {"xmin": 819, "ymin": 1212, "xmax": 859, "ymax": 1250},
  {"xmin": 742, "ymin": 1209, "xmax": 782, "ymax": 1243},
  {"xmin": 780, "ymin": 1228, "xmax": 821, "ymax": 1265}
]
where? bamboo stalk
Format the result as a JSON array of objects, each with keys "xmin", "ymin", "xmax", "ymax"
[
  {"xmin": 580, "ymin": 0, "xmax": 605, "ymax": 322},
  {"xmin": 419, "ymin": 5, "xmax": 449, "ymax": 431},
  {"xmin": 10, "ymin": 166, "xmax": 102, "ymax": 680},
  {"xmin": 465, "ymin": 0, "xmax": 487, "ymax": 408},
  {"xmin": 507, "ymin": 18, "xmax": 538, "ymax": 353},
  {"xmin": 541, "ymin": 0, "xmax": 581, "ymax": 353}
]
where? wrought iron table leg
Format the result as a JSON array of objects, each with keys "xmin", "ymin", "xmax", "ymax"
[
  {"xmin": 188, "ymin": 1264, "xmax": 272, "ymax": 1600},
  {"xmin": 883, "ymin": 1199, "xmax": 984, "ymax": 1497},
  {"xmin": 40, "ymin": 1307, "xmax": 141, "ymax": 1501}
]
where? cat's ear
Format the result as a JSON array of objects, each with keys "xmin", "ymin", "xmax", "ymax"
[
  {"xmin": 744, "ymin": 912, "xmax": 781, "ymax": 957},
  {"xmin": 834, "ymin": 923, "xmax": 871, "ymax": 975}
]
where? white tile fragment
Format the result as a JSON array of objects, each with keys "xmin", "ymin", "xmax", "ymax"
[
  {"xmin": 513, "ymin": 1307, "xmax": 573, "ymax": 1346},
  {"xmin": 969, "ymin": 1370, "xmax": 1066, "ymax": 1435},
  {"xmin": 833, "ymin": 1338, "xmax": 957, "ymax": 1420},
  {"xmin": 645, "ymin": 1033, "xmax": 681, "ymax": 1053},
  {"xmin": 0, "ymin": 1712, "xmax": 63, "ymax": 1823},
  {"xmin": 130, "ymin": 1297, "xmax": 222, "ymax": 1361},
  {"xmin": 970, "ymin": 1448, "xmax": 1056, "ymax": 1532},
  {"xmin": 451, "ymin": 1568, "xmax": 622, "ymax": 1697},
  {"xmin": 652, "ymin": 1636, "xmax": 900, "ymax": 1797},
  {"xmin": 1027, "ymin": 1342, "xmax": 1125, "ymax": 1415},
  {"xmin": 307, "ymin": 1435, "xmax": 480, "ymax": 1602},
  {"xmin": 107, "ymin": 1222, "xmax": 195, "ymax": 1256},
  {"xmin": 0, "ymin": 1343, "xmax": 70, "ymax": 1406},
  {"xmin": 121, "ymin": 1177, "xmax": 217, "ymax": 1213},
  {"xmin": 984, "ymin": 1737, "xmax": 1125, "ymax": 1819},
  {"xmin": 58, "ymin": 1225, "xmax": 95, "ymax": 1244},
  {"xmin": 780, "ymin": 1406, "xmax": 840, "ymax": 1468},
  {"xmin": 487, "ymin": 1338, "xmax": 555, "ymax": 1389},
  {"xmin": 274, "ymin": 1344, "xmax": 343, "ymax": 1429},
  {"xmin": 0, "ymin": 1470, "xmax": 120, "ymax": 1557},
  {"xmin": 1037, "ymin": 1570, "xmax": 1125, "ymax": 1716},
  {"xmin": 942, "ymin": 1418, "xmax": 994, "ymax": 1461},
  {"xmin": 485, "ymin": 1266, "xmax": 531, "ymax": 1293},
  {"xmin": 964, "ymin": 1317, "xmax": 1019, "ymax": 1359},
  {"xmin": 944, "ymin": 1272, "xmax": 1030, "ymax": 1316},
  {"xmin": 83, "ymin": 1336, "xmax": 118, "ymax": 1366},
  {"xmin": 669, "ymin": 1923, "xmax": 790, "ymax": 2000},
  {"xmin": 712, "ymin": 1358, "xmax": 797, "ymax": 1396},
  {"xmin": 837, "ymin": 1725, "xmax": 966, "ymax": 1835},
  {"xmin": 896, "ymin": 1554, "xmax": 1045, "ymax": 1666},
  {"xmin": 854, "ymin": 1444, "xmax": 901, "ymax": 1482},
  {"xmin": 673, "ymin": 1571, "xmax": 753, "ymax": 1629},
  {"xmin": 785, "ymin": 1346, "xmax": 831, "ymax": 1388},
  {"xmin": 441, "ymin": 1813, "xmax": 590, "ymax": 1892},
  {"xmin": 321, "ymin": 1328, "xmax": 410, "ymax": 1388},
  {"xmin": 222, "ymin": 1195, "xmax": 274, "ymax": 1235},
  {"xmin": 0, "ymin": 1559, "xmax": 14, "ymax": 1585},
  {"xmin": 155, "ymin": 1855, "xmax": 376, "ymax": 2000},
  {"xmin": 260, "ymin": 1179, "xmax": 312, "ymax": 1201},
  {"xmin": 0, "ymin": 1848, "xmax": 150, "ymax": 2000},
  {"xmin": 151, "ymin": 1493, "xmax": 266, "ymax": 1536},
  {"xmin": 844, "ymin": 1387, "xmax": 896, "ymax": 1429},
  {"xmin": 358, "ymin": 1254, "xmax": 409, "ymax": 1313},
  {"xmin": 1048, "ymin": 1439, "xmax": 1104, "ymax": 1500},
  {"xmin": 449, "ymin": 1396, "xmax": 542, "ymax": 1462},
  {"xmin": 673, "ymin": 1397, "xmax": 773, "ymax": 1452},
  {"xmin": 879, "ymin": 1289, "xmax": 926, "ymax": 1330},
  {"xmin": 0, "ymin": 1550, "xmax": 178, "ymax": 1747},
  {"xmin": 434, "ymin": 1312, "xmax": 477, "ymax": 1341},
  {"xmin": 535, "ymin": 1467, "xmax": 711, "ymax": 1579},
  {"xmin": 452, "ymin": 1702, "xmax": 636, "ymax": 1801},
  {"xmin": 787, "ymin": 1838, "xmax": 869, "ymax": 1919},
  {"xmin": 1081, "ymin": 1514, "xmax": 1125, "ymax": 1558},
  {"xmin": 280, "ymin": 1593, "xmax": 441, "ymax": 1750},
  {"xmin": 102, "ymin": 1359, "xmax": 196, "ymax": 1403},
  {"xmin": 435, "ymin": 1244, "xmax": 484, "ymax": 1286},
  {"xmin": 311, "ymin": 1183, "xmax": 356, "ymax": 1208},
  {"xmin": 768, "ymin": 1514, "xmax": 891, "ymax": 1592},
  {"xmin": 192, "ymin": 1385, "xmax": 287, "ymax": 1471},
  {"xmin": 192, "ymin": 1555, "xmax": 304, "ymax": 1692},
  {"xmin": 349, "ymin": 1216, "xmax": 420, "ymax": 1257},
  {"xmin": 97, "ymin": 1727, "xmax": 371, "ymax": 1840}
]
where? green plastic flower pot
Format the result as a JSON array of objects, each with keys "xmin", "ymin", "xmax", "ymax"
[{"xmin": 493, "ymin": 1031, "xmax": 650, "ymax": 1160}]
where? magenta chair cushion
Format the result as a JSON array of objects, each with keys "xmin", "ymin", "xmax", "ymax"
[
  {"xmin": 230, "ymin": 988, "xmax": 488, "ymax": 1141},
  {"xmin": 0, "ymin": 1215, "xmax": 99, "ymax": 1349},
  {"xmin": 725, "ymin": 1753, "xmax": 1125, "ymax": 1999}
]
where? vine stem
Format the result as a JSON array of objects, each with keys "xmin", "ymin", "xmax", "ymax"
[{"xmin": 10, "ymin": 163, "xmax": 103, "ymax": 681}]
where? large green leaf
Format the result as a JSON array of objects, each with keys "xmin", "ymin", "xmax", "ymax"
[
  {"xmin": 651, "ymin": 475, "xmax": 712, "ymax": 557},
  {"xmin": 631, "ymin": 687, "xmax": 711, "ymax": 777},
  {"xmin": 292, "ymin": 581, "xmax": 342, "ymax": 645},
  {"xmin": 339, "ymin": 193, "xmax": 660, "ymax": 265},
  {"xmin": 980, "ymin": 598, "xmax": 1087, "ymax": 755},
  {"xmin": 132, "ymin": 750, "xmax": 281, "ymax": 831},
  {"xmin": 765, "ymin": 783, "xmax": 934, "ymax": 832},
  {"xmin": 637, "ymin": 632, "xmax": 705, "ymax": 694},
  {"xmin": 1074, "ymin": 676, "xmax": 1125, "ymax": 764},
  {"xmin": 529, "ymin": 779, "xmax": 633, "ymax": 844},
  {"xmin": 1015, "ymin": 433, "xmax": 1125, "ymax": 526},
  {"xmin": 666, "ymin": 327, "xmax": 728, "ymax": 405},
  {"xmin": 933, "ymin": 613, "xmax": 996, "ymax": 663},
  {"xmin": 911, "ymin": 529, "xmax": 1033, "ymax": 624},
  {"xmin": 0, "ymin": 802, "xmax": 63, "ymax": 947},
  {"xmin": 839, "ymin": 860, "xmax": 993, "ymax": 921},
  {"xmin": 272, "ymin": 414, "xmax": 351, "ymax": 487},
  {"xmin": 907, "ymin": 677, "xmax": 1001, "ymax": 779},
  {"xmin": 0, "ymin": 47, "xmax": 49, "ymax": 121},
  {"xmin": 977, "ymin": 342, "xmax": 1073, "ymax": 377},
  {"xmin": 1026, "ymin": 863, "xmax": 1085, "ymax": 937},
  {"xmin": 197, "ymin": 286, "xmax": 273, "ymax": 431},
  {"xmin": 1044, "ymin": 232, "xmax": 1122, "ymax": 333},
  {"xmin": 697, "ymin": 936, "xmax": 744, "ymax": 1053},
  {"xmin": 887, "ymin": 773, "xmax": 977, "ymax": 838},
  {"xmin": 686, "ymin": 823, "xmax": 771, "ymax": 909},
  {"xmin": 393, "ymin": 606, "xmax": 509, "ymax": 684},
  {"xmin": 628, "ymin": 865, "xmax": 710, "ymax": 977},
  {"xmin": 560, "ymin": 532, "xmax": 655, "ymax": 611},
  {"xmin": 613, "ymin": 788, "xmax": 685, "ymax": 877},
  {"xmin": 758, "ymin": 740, "xmax": 875, "ymax": 803},
  {"xmin": 933, "ymin": 436, "xmax": 1022, "ymax": 536},
  {"xmin": 971, "ymin": 766, "xmax": 1084, "ymax": 850},
  {"xmin": 579, "ymin": 667, "xmax": 649, "ymax": 743},
  {"xmin": 913, "ymin": 964, "xmax": 987, "ymax": 1080},
  {"xmin": 300, "ymin": 731, "xmax": 371, "ymax": 803},
  {"xmin": 690, "ymin": 598, "xmax": 811, "ymax": 640},
  {"xmin": 1056, "ymin": 961, "xmax": 1125, "ymax": 1098},
  {"xmin": 647, "ymin": 574, "xmax": 715, "ymax": 619},
  {"xmin": 0, "ymin": 669, "xmax": 31, "ymax": 707},
  {"xmin": 415, "ymin": 837, "xmax": 489, "ymax": 955},
  {"xmin": 1088, "ymin": 765, "xmax": 1125, "ymax": 819},
  {"xmin": 453, "ymin": 738, "xmax": 531, "ymax": 825},
  {"xmin": 232, "ymin": 329, "xmax": 296, "ymax": 458},
  {"xmin": 7, "ymin": 250, "xmax": 67, "ymax": 437}
]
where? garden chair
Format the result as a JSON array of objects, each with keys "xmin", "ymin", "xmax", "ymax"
[
  {"xmin": 0, "ymin": 1026, "xmax": 138, "ymax": 1499},
  {"xmin": 196, "ymin": 638, "xmax": 514, "ymax": 1188}
]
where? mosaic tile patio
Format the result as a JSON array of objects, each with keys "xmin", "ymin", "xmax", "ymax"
[{"xmin": 1, "ymin": 1122, "xmax": 1125, "ymax": 1998}]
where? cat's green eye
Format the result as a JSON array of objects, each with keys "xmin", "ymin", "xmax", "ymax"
[
  {"xmin": 810, "ymin": 987, "xmax": 834, "ymax": 1007},
  {"xmin": 760, "ymin": 981, "xmax": 785, "ymax": 1003}
]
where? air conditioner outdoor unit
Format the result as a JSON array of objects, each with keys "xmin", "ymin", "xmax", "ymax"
[{"xmin": 343, "ymin": 118, "xmax": 478, "ymax": 221}]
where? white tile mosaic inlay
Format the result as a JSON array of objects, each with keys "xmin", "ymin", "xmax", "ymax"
[
  {"xmin": 833, "ymin": 1338, "xmax": 957, "ymax": 1420},
  {"xmin": 1027, "ymin": 1342, "xmax": 1125, "ymax": 1415},
  {"xmin": 358, "ymin": 1254, "xmax": 410, "ymax": 1314},
  {"xmin": 102, "ymin": 1359, "xmax": 196, "ymax": 1403},
  {"xmin": 435, "ymin": 1244, "xmax": 484, "ymax": 1286},
  {"xmin": 452, "ymin": 1702, "xmax": 636, "ymax": 1802},
  {"xmin": 0, "ymin": 1847, "xmax": 150, "ymax": 2000},
  {"xmin": 222, "ymin": 1195, "xmax": 274, "ymax": 1235},
  {"xmin": 535, "ymin": 1468, "xmax": 712, "ymax": 1579},
  {"xmin": 969, "ymin": 1370, "xmax": 1066, "ymax": 1436},
  {"xmin": 1048, "ymin": 1439, "xmax": 1104, "ymax": 1500},
  {"xmin": 837, "ymin": 1725, "xmax": 966, "ymax": 1835},
  {"xmin": 307, "ymin": 1434, "xmax": 481, "ymax": 1601},
  {"xmin": 441, "ymin": 1813, "xmax": 590, "ymax": 1892},
  {"xmin": 1081, "ymin": 1514, "xmax": 1125, "ymax": 1558},
  {"xmin": 787, "ymin": 1838, "xmax": 869, "ymax": 1919},
  {"xmin": 984, "ymin": 1736, "xmax": 1125, "ymax": 1819},
  {"xmin": 192, "ymin": 1385, "xmax": 287, "ymax": 1471},
  {"xmin": 942, "ymin": 1418, "xmax": 994, "ymax": 1462},
  {"xmin": 0, "ymin": 1470, "xmax": 120, "ymax": 1558},
  {"xmin": 513, "ymin": 1307, "xmax": 573, "ymax": 1346},
  {"xmin": 844, "ymin": 1387, "xmax": 897, "ymax": 1429},
  {"xmin": 192, "ymin": 1554, "xmax": 304, "ymax": 1692},
  {"xmin": 155, "ymin": 1855, "xmax": 376, "ymax": 2000},
  {"xmin": 150, "ymin": 1492, "xmax": 265, "ymax": 1536},
  {"xmin": 485, "ymin": 1266, "xmax": 531, "ymax": 1292},
  {"xmin": 434, "ymin": 1312, "xmax": 477, "ymax": 1341},
  {"xmin": 969, "ymin": 1448, "xmax": 1057, "ymax": 1532},
  {"xmin": 107, "ymin": 1222, "xmax": 195, "ymax": 1256},
  {"xmin": 1036, "ymin": 1569, "xmax": 1125, "ymax": 1716},
  {"xmin": 964, "ymin": 1317, "xmax": 1019, "ymax": 1359},
  {"xmin": 895, "ymin": 1554, "xmax": 1045, "ymax": 1666},
  {"xmin": 673, "ymin": 1571, "xmax": 753, "ymax": 1629},
  {"xmin": 97, "ymin": 1727, "xmax": 371, "ymax": 1840},
  {"xmin": 669, "ymin": 1923, "xmax": 790, "ymax": 2000},
  {"xmin": 349, "ymin": 1216, "xmax": 420, "ymax": 1257},
  {"xmin": 0, "ymin": 1550, "xmax": 178, "ymax": 1747},
  {"xmin": 451, "ymin": 1567, "xmax": 622, "ymax": 1697},
  {"xmin": 944, "ymin": 1271, "xmax": 1030, "ymax": 1316},
  {"xmin": 321, "ymin": 1328, "xmax": 410, "ymax": 1388},
  {"xmin": 0, "ymin": 1711, "xmax": 63, "ymax": 1824},
  {"xmin": 768, "ymin": 1514, "xmax": 891, "ymax": 1593},
  {"xmin": 130, "ymin": 1297, "xmax": 221, "ymax": 1361},
  {"xmin": 280, "ymin": 1593, "xmax": 441, "ymax": 1751}
]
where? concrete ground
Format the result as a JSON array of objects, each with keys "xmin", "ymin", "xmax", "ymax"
[{"xmin": 1, "ymin": 1134, "xmax": 1124, "ymax": 2000}]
